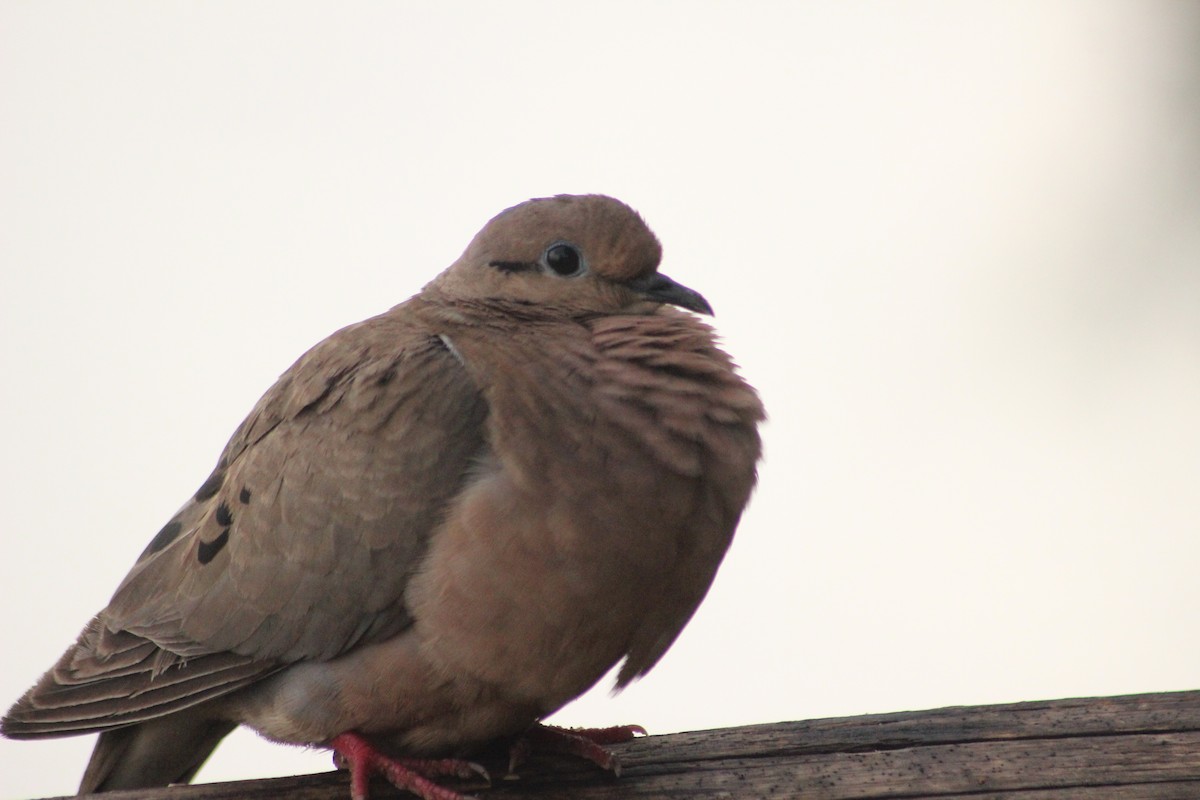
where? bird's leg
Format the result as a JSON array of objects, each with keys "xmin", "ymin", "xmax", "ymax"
[
  {"xmin": 507, "ymin": 723, "xmax": 647, "ymax": 776},
  {"xmin": 330, "ymin": 731, "xmax": 489, "ymax": 800}
]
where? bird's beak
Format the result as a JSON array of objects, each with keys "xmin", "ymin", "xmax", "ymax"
[{"xmin": 627, "ymin": 272, "xmax": 714, "ymax": 316}]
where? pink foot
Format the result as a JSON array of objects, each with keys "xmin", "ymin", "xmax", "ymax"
[
  {"xmin": 330, "ymin": 731, "xmax": 489, "ymax": 800},
  {"xmin": 508, "ymin": 723, "xmax": 647, "ymax": 776}
]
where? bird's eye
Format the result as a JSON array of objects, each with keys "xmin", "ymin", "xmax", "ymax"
[{"xmin": 543, "ymin": 243, "xmax": 585, "ymax": 277}]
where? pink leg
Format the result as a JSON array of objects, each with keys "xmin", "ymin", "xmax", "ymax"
[
  {"xmin": 509, "ymin": 723, "xmax": 647, "ymax": 776},
  {"xmin": 330, "ymin": 731, "xmax": 489, "ymax": 800}
]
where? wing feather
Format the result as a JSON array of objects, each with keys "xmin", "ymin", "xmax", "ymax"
[{"xmin": 3, "ymin": 301, "xmax": 488, "ymax": 737}]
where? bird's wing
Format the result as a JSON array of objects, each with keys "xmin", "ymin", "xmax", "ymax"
[{"xmin": 3, "ymin": 304, "xmax": 488, "ymax": 736}]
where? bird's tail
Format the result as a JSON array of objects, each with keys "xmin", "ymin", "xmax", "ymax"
[{"xmin": 79, "ymin": 716, "xmax": 235, "ymax": 794}]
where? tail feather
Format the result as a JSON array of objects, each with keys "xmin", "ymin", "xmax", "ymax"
[{"xmin": 79, "ymin": 716, "xmax": 235, "ymax": 794}]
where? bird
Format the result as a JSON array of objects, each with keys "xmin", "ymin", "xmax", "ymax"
[{"xmin": 3, "ymin": 194, "xmax": 764, "ymax": 800}]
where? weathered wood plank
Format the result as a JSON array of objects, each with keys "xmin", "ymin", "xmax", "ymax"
[
  {"xmin": 619, "ymin": 689, "xmax": 1200, "ymax": 764},
  {"xmin": 25, "ymin": 690, "xmax": 1200, "ymax": 800}
]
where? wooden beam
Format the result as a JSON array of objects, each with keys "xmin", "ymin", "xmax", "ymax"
[{"xmin": 31, "ymin": 689, "xmax": 1200, "ymax": 799}]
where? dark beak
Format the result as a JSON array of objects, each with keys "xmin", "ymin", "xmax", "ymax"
[{"xmin": 627, "ymin": 272, "xmax": 714, "ymax": 316}]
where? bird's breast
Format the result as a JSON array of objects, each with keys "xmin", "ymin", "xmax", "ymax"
[{"xmin": 400, "ymin": 310, "xmax": 762, "ymax": 717}]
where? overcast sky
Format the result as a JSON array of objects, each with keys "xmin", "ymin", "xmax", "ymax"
[{"xmin": 2, "ymin": 2, "xmax": 1199, "ymax": 798}]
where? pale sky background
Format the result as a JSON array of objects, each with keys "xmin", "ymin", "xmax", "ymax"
[{"xmin": 2, "ymin": 2, "xmax": 1199, "ymax": 798}]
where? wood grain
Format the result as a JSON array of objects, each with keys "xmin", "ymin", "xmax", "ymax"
[{"xmin": 31, "ymin": 690, "xmax": 1200, "ymax": 800}]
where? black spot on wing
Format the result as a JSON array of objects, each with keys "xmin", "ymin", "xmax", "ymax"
[
  {"xmin": 195, "ymin": 469, "xmax": 225, "ymax": 501},
  {"xmin": 239, "ymin": 486, "xmax": 251, "ymax": 504},
  {"xmin": 141, "ymin": 519, "xmax": 184, "ymax": 558},
  {"xmin": 197, "ymin": 528, "xmax": 230, "ymax": 565},
  {"xmin": 214, "ymin": 502, "xmax": 234, "ymax": 527}
]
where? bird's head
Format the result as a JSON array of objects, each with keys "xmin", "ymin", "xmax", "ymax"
[{"xmin": 425, "ymin": 194, "xmax": 712, "ymax": 317}]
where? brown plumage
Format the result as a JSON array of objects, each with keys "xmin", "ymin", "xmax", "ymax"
[{"xmin": 3, "ymin": 194, "xmax": 763, "ymax": 799}]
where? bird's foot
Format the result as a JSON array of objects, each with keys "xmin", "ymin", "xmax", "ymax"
[
  {"xmin": 330, "ymin": 731, "xmax": 489, "ymax": 800},
  {"xmin": 508, "ymin": 722, "xmax": 647, "ymax": 776}
]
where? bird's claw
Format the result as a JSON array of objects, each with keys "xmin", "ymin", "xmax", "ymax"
[
  {"xmin": 508, "ymin": 722, "xmax": 647, "ymax": 777},
  {"xmin": 331, "ymin": 731, "xmax": 488, "ymax": 800}
]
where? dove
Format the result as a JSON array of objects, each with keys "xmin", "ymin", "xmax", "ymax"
[{"xmin": 3, "ymin": 194, "xmax": 764, "ymax": 800}]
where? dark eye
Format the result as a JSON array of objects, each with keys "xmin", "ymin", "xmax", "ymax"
[{"xmin": 543, "ymin": 243, "xmax": 584, "ymax": 277}]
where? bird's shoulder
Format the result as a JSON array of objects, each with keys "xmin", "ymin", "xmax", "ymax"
[{"xmin": 104, "ymin": 297, "xmax": 490, "ymax": 663}]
